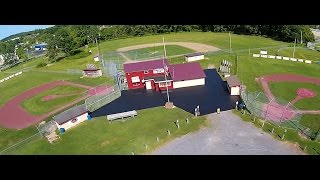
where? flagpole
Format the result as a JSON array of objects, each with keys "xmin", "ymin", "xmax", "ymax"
[{"xmin": 163, "ymin": 37, "xmax": 170, "ymax": 103}]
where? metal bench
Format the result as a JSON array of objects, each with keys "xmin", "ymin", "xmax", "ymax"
[{"xmin": 107, "ymin": 110, "xmax": 137, "ymax": 121}]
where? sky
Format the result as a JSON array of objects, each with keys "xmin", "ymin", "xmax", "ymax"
[{"xmin": 0, "ymin": 25, "xmax": 54, "ymax": 40}]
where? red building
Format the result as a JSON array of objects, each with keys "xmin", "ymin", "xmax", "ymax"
[
  {"xmin": 124, "ymin": 58, "xmax": 206, "ymax": 91},
  {"xmin": 124, "ymin": 59, "xmax": 173, "ymax": 91}
]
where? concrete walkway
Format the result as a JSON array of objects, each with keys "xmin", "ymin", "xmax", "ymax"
[{"xmin": 151, "ymin": 110, "xmax": 304, "ymax": 155}]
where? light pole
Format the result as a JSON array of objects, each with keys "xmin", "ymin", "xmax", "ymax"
[
  {"xmin": 229, "ymin": 32, "xmax": 232, "ymax": 53},
  {"xmin": 293, "ymin": 38, "xmax": 296, "ymax": 58}
]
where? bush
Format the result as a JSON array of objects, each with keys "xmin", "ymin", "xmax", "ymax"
[
  {"xmin": 36, "ymin": 62, "xmax": 47, "ymax": 68},
  {"xmin": 65, "ymin": 49, "xmax": 90, "ymax": 60}
]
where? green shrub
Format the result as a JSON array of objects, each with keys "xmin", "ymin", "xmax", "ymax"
[{"xmin": 36, "ymin": 62, "xmax": 47, "ymax": 68}]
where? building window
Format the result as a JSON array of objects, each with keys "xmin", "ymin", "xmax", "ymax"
[
  {"xmin": 159, "ymin": 82, "xmax": 171, "ymax": 87},
  {"xmin": 133, "ymin": 82, "xmax": 140, "ymax": 86},
  {"xmin": 131, "ymin": 76, "xmax": 140, "ymax": 83},
  {"xmin": 144, "ymin": 70, "xmax": 149, "ymax": 74}
]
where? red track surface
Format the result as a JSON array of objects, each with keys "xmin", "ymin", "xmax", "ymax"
[
  {"xmin": 0, "ymin": 80, "xmax": 98, "ymax": 129},
  {"xmin": 258, "ymin": 74, "xmax": 320, "ymax": 121}
]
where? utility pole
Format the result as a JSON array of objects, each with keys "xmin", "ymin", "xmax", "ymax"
[
  {"xmin": 96, "ymin": 37, "xmax": 101, "ymax": 62},
  {"xmin": 300, "ymin": 30, "xmax": 303, "ymax": 44},
  {"xmin": 293, "ymin": 38, "xmax": 296, "ymax": 58},
  {"xmin": 229, "ymin": 32, "xmax": 232, "ymax": 53}
]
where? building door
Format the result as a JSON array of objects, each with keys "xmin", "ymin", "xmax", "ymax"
[{"xmin": 146, "ymin": 81, "xmax": 152, "ymax": 90}]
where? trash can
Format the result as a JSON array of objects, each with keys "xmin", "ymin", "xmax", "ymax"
[
  {"xmin": 87, "ymin": 114, "xmax": 92, "ymax": 121},
  {"xmin": 59, "ymin": 128, "xmax": 65, "ymax": 134}
]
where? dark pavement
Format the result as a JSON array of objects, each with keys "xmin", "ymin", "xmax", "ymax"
[{"xmin": 91, "ymin": 69, "xmax": 241, "ymax": 118}]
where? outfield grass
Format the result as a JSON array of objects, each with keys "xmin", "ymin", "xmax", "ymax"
[
  {"xmin": 269, "ymin": 82, "xmax": 320, "ymax": 110},
  {"xmin": 0, "ymin": 71, "xmax": 112, "ymax": 107},
  {"xmin": 12, "ymin": 107, "xmax": 207, "ymax": 154},
  {"xmin": 277, "ymin": 47, "xmax": 320, "ymax": 60},
  {"xmin": 21, "ymin": 86, "xmax": 86, "ymax": 115},
  {"xmin": 123, "ymin": 45, "xmax": 195, "ymax": 60},
  {"xmin": 234, "ymin": 110, "xmax": 320, "ymax": 155}
]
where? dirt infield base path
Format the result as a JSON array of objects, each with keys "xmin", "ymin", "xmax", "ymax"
[
  {"xmin": 117, "ymin": 42, "xmax": 220, "ymax": 53},
  {"xmin": 0, "ymin": 80, "xmax": 94, "ymax": 129}
]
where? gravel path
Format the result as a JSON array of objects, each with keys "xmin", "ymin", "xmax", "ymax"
[
  {"xmin": 151, "ymin": 110, "xmax": 304, "ymax": 155},
  {"xmin": 117, "ymin": 42, "xmax": 220, "ymax": 53}
]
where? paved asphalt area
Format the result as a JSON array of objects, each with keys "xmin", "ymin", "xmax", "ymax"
[
  {"xmin": 91, "ymin": 69, "xmax": 241, "ymax": 118},
  {"xmin": 151, "ymin": 110, "xmax": 304, "ymax": 155}
]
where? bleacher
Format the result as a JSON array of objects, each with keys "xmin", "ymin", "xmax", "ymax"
[{"xmin": 106, "ymin": 110, "xmax": 137, "ymax": 121}]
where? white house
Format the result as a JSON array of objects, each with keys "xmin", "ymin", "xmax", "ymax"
[
  {"xmin": 226, "ymin": 75, "xmax": 241, "ymax": 95},
  {"xmin": 53, "ymin": 104, "xmax": 89, "ymax": 131},
  {"xmin": 184, "ymin": 53, "xmax": 205, "ymax": 62}
]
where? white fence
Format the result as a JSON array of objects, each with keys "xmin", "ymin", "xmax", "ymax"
[
  {"xmin": 0, "ymin": 71, "xmax": 22, "ymax": 84},
  {"xmin": 252, "ymin": 54, "xmax": 313, "ymax": 64}
]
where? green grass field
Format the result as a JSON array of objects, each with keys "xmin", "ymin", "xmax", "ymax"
[
  {"xmin": 21, "ymin": 86, "xmax": 86, "ymax": 115},
  {"xmin": 300, "ymin": 115, "xmax": 320, "ymax": 133},
  {"xmin": 0, "ymin": 127, "xmax": 38, "ymax": 152},
  {"xmin": 277, "ymin": 47, "xmax": 320, "ymax": 60},
  {"xmin": 269, "ymin": 82, "xmax": 320, "ymax": 110},
  {"xmin": 122, "ymin": 45, "xmax": 195, "ymax": 60},
  {"xmin": 12, "ymin": 107, "xmax": 207, "ymax": 154}
]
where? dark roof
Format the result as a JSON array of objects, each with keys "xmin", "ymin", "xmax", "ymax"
[
  {"xmin": 185, "ymin": 52, "xmax": 204, "ymax": 57},
  {"xmin": 226, "ymin": 75, "xmax": 241, "ymax": 87},
  {"xmin": 53, "ymin": 104, "xmax": 87, "ymax": 125},
  {"xmin": 144, "ymin": 74, "xmax": 173, "ymax": 82},
  {"xmin": 124, "ymin": 59, "xmax": 169, "ymax": 73},
  {"xmin": 169, "ymin": 62, "xmax": 206, "ymax": 81}
]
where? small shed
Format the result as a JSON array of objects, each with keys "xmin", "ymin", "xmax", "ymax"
[
  {"xmin": 184, "ymin": 53, "xmax": 205, "ymax": 62},
  {"xmin": 83, "ymin": 69, "xmax": 102, "ymax": 78},
  {"xmin": 53, "ymin": 104, "xmax": 89, "ymax": 131},
  {"xmin": 226, "ymin": 75, "xmax": 241, "ymax": 95}
]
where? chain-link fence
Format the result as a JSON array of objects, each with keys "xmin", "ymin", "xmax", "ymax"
[
  {"xmin": 240, "ymin": 91, "xmax": 319, "ymax": 140},
  {"xmin": 85, "ymin": 85, "xmax": 121, "ymax": 112},
  {"xmin": 0, "ymin": 133, "xmax": 42, "ymax": 155}
]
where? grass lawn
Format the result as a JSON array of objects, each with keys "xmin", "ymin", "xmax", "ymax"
[
  {"xmin": 123, "ymin": 45, "xmax": 195, "ymax": 60},
  {"xmin": 0, "ymin": 71, "xmax": 112, "ymax": 107},
  {"xmin": 0, "ymin": 56, "xmax": 47, "ymax": 79},
  {"xmin": 300, "ymin": 115, "xmax": 320, "ymax": 133},
  {"xmin": 0, "ymin": 126, "xmax": 38, "ymax": 152},
  {"xmin": 233, "ymin": 110, "xmax": 320, "ymax": 155},
  {"xmin": 13, "ymin": 107, "xmax": 207, "ymax": 154},
  {"xmin": 269, "ymin": 82, "xmax": 320, "ymax": 110},
  {"xmin": 21, "ymin": 85, "xmax": 86, "ymax": 115}
]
